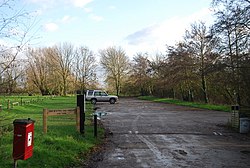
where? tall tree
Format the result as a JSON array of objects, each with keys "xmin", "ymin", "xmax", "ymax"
[
  {"xmin": 0, "ymin": 50, "xmax": 26, "ymax": 94},
  {"xmin": 166, "ymin": 42, "xmax": 198, "ymax": 101},
  {"xmin": 130, "ymin": 53, "xmax": 151, "ymax": 96},
  {"xmin": 49, "ymin": 43, "xmax": 75, "ymax": 96},
  {"xmin": 0, "ymin": 0, "xmax": 37, "ymax": 79},
  {"xmin": 212, "ymin": 0, "xmax": 250, "ymax": 105},
  {"xmin": 26, "ymin": 48, "xmax": 52, "ymax": 95},
  {"xmin": 147, "ymin": 53, "xmax": 168, "ymax": 97},
  {"xmin": 74, "ymin": 46, "xmax": 97, "ymax": 92},
  {"xmin": 185, "ymin": 22, "xmax": 219, "ymax": 103},
  {"xmin": 100, "ymin": 46, "xmax": 130, "ymax": 96}
]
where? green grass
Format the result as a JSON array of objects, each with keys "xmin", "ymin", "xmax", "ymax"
[
  {"xmin": 139, "ymin": 96, "xmax": 231, "ymax": 112},
  {"xmin": 0, "ymin": 96, "xmax": 104, "ymax": 168}
]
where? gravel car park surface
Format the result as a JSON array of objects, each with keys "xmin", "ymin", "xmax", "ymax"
[{"xmin": 86, "ymin": 98, "xmax": 250, "ymax": 168}]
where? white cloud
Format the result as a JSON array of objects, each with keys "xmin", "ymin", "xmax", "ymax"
[
  {"xmin": 44, "ymin": 22, "xmax": 58, "ymax": 32},
  {"xmin": 26, "ymin": 0, "xmax": 52, "ymax": 3},
  {"xmin": 84, "ymin": 7, "xmax": 93, "ymax": 13},
  {"xmin": 62, "ymin": 15, "xmax": 71, "ymax": 23},
  {"xmin": 89, "ymin": 14, "xmax": 103, "ymax": 22},
  {"xmin": 72, "ymin": 0, "xmax": 93, "ymax": 8},
  {"xmin": 109, "ymin": 5, "xmax": 116, "ymax": 10},
  {"xmin": 61, "ymin": 15, "xmax": 76, "ymax": 23},
  {"xmin": 27, "ymin": 0, "xmax": 94, "ymax": 9},
  {"xmin": 124, "ymin": 7, "xmax": 214, "ymax": 56},
  {"xmin": 25, "ymin": 0, "xmax": 56, "ymax": 10}
]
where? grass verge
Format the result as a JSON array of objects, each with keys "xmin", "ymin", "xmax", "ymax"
[
  {"xmin": 138, "ymin": 96, "xmax": 230, "ymax": 112},
  {"xmin": 0, "ymin": 96, "xmax": 104, "ymax": 168}
]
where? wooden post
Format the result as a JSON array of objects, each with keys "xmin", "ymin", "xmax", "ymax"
[
  {"xmin": 76, "ymin": 107, "xmax": 80, "ymax": 132},
  {"xmin": 20, "ymin": 97, "xmax": 23, "ymax": 106},
  {"xmin": 7, "ymin": 100, "xmax": 10, "ymax": 109},
  {"xmin": 13, "ymin": 160, "xmax": 17, "ymax": 168},
  {"xmin": 43, "ymin": 108, "xmax": 48, "ymax": 134}
]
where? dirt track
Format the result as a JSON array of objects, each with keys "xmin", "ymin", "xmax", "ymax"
[{"xmin": 86, "ymin": 98, "xmax": 250, "ymax": 168}]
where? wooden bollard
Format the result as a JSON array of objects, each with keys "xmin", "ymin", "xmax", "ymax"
[
  {"xmin": 7, "ymin": 100, "xmax": 10, "ymax": 109},
  {"xmin": 43, "ymin": 108, "xmax": 48, "ymax": 134}
]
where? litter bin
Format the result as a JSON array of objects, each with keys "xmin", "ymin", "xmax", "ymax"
[
  {"xmin": 13, "ymin": 118, "xmax": 35, "ymax": 160},
  {"xmin": 239, "ymin": 118, "xmax": 250, "ymax": 133}
]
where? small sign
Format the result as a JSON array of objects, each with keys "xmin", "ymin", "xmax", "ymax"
[{"xmin": 27, "ymin": 132, "xmax": 32, "ymax": 147}]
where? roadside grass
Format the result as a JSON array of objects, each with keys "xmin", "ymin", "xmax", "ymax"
[
  {"xmin": 0, "ymin": 96, "xmax": 104, "ymax": 168},
  {"xmin": 139, "ymin": 96, "xmax": 231, "ymax": 112}
]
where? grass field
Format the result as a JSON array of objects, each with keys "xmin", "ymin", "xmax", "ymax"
[
  {"xmin": 0, "ymin": 96, "xmax": 104, "ymax": 168},
  {"xmin": 139, "ymin": 96, "xmax": 231, "ymax": 112}
]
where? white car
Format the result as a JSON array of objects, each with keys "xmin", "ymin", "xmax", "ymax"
[{"xmin": 85, "ymin": 90, "xmax": 118, "ymax": 104}]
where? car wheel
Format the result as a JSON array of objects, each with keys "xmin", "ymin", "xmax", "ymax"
[
  {"xmin": 109, "ymin": 98, "xmax": 116, "ymax": 104},
  {"xmin": 91, "ymin": 99, "xmax": 97, "ymax": 104}
]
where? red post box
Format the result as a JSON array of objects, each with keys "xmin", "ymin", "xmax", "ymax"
[{"xmin": 13, "ymin": 118, "xmax": 35, "ymax": 160}]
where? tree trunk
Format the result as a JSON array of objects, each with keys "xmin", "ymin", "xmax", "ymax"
[{"xmin": 201, "ymin": 74, "xmax": 208, "ymax": 103}]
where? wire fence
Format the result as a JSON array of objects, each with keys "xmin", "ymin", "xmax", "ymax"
[
  {"xmin": 0, "ymin": 96, "xmax": 53, "ymax": 110},
  {"xmin": 0, "ymin": 96, "xmax": 54, "ymax": 136}
]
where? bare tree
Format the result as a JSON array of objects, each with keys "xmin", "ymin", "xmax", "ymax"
[
  {"xmin": 147, "ymin": 53, "xmax": 168, "ymax": 97},
  {"xmin": 74, "ymin": 46, "xmax": 97, "ymax": 92},
  {"xmin": 212, "ymin": 0, "xmax": 250, "ymax": 105},
  {"xmin": 0, "ymin": 50, "xmax": 26, "ymax": 94},
  {"xmin": 48, "ymin": 43, "xmax": 75, "ymax": 96},
  {"xmin": 26, "ymin": 48, "xmax": 51, "ymax": 95},
  {"xmin": 0, "ymin": 0, "xmax": 39, "ymax": 93},
  {"xmin": 185, "ymin": 22, "xmax": 220, "ymax": 103},
  {"xmin": 100, "ymin": 46, "xmax": 130, "ymax": 96},
  {"xmin": 166, "ymin": 43, "xmax": 198, "ymax": 101},
  {"xmin": 131, "ymin": 53, "xmax": 151, "ymax": 96}
]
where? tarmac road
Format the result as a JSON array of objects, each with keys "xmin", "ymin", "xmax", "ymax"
[{"xmin": 88, "ymin": 98, "xmax": 250, "ymax": 168}]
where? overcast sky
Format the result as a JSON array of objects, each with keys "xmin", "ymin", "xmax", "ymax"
[{"xmin": 13, "ymin": 0, "xmax": 214, "ymax": 57}]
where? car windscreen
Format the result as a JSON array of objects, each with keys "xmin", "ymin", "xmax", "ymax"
[{"xmin": 88, "ymin": 90, "xmax": 94, "ymax": 96}]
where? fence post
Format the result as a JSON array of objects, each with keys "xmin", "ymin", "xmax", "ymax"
[
  {"xmin": 20, "ymin": 97, "xmax": 23, "ymax": 106},
  {"xmin": 43, "ymin": 109, "xmax": 48, "ymax": 134},
  {"xmin": 7, "ymin": 100, "xmax": 10, "ymax": 109},
  {"xmin": 76, "ymin": 107, "xmax": 80, "ymax": 132},
  {"xmin": 13, "ymin": 160, "xmax": 17, "ymax": 168}
]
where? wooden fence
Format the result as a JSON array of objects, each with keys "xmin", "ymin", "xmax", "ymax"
[{"xmin": 43, "ymin": 107, "xmax": 80, "ymax": 134}]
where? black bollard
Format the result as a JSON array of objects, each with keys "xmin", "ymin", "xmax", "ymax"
[
  {"xmin": 94, "ymin": 114, "xmax": 97, "ymax": 138},
  {"xmin": 77, "ymin": 95, "xmax": 85, "ymax": 134}
]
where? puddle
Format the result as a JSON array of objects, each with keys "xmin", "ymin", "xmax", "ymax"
[
  {"xmin": 93, "ymin": 112, "xmax": 107, "ymax": 117},
  {"xmin": 110, "ymin": 148, "xmax": 125, "ymax": 161},
  {"xmin": 117, "ymin": 156, "xmax": 125, "ymax": 160},
  {"xmin": 241, "ymin": 150, "xmax": 250, "ymax": 155},
  {"xmin": 174, "ymin": 149, "xmax": 188, "ymax": 155}
]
